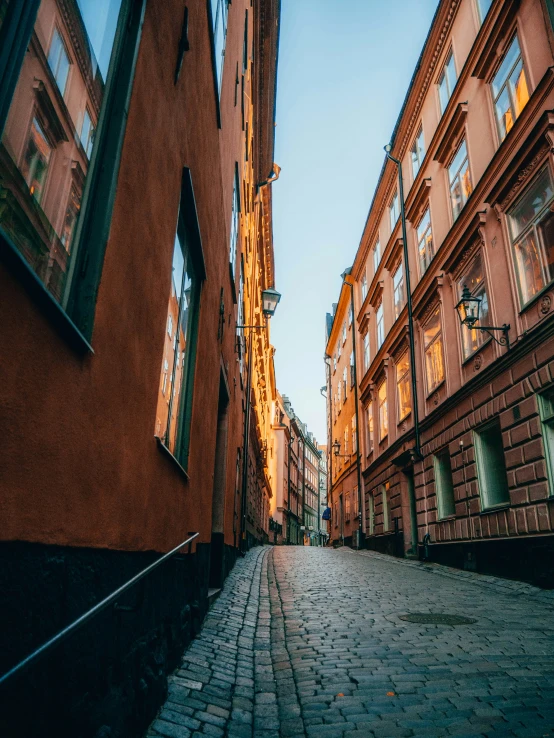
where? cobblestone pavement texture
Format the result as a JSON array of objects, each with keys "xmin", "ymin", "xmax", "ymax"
[{"xmin": 146, "ymin": 546, "xmax": 554, "ymax": 738}]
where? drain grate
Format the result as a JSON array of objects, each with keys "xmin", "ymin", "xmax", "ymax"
[{"xmin": 399, "ymin": 613, "xmax": 476, "ymax": 625}]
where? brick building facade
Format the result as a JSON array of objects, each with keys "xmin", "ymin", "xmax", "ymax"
[{"xmin": 326, "ymin": 0, "xmax": 554, "ymax": 585}]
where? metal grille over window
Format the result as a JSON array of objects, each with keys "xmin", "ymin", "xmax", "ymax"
[{"xmin": 0, "ymin": 0, "xmax": 123, "ymax": 303}]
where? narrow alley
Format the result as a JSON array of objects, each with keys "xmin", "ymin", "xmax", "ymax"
[{"xmin": 147, "ymin": 548, "xmax": 554, "ymax": 738}]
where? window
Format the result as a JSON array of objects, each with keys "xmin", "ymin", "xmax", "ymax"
[
  {"xmin": 508, "ymin": 166, "xmax": 554, "ymax": 306},
  {"xmin": 366, "ymin": 403, "xmax": 374, "ymax": 454},
  {"xmin": 449, "ymin": 140, "xmax": 472, "ymax": 221},
  {"xmin": 381, "ymin": 484, "xmax": 390, "ymax": 531},
  {"xmin": 352, "ymin": 415, "xmax": 357, "ymax": 454},
  {"xmin": 538, "ymin": 388, "xmax": 554, "ymax": 495},
  {"xmin": 363, "ymin": 332, "xmax": 370, "ymax": 371},
  {"xmin": 154, "ymin": 170, "xmax": 204, "ymax": 467},
  {"xmin": 210, "ymin": 0, "xmax": 229, "ymax": 95},
  {"xmin": 373, "ymin": 240, "xmax": 381, "ymax": 274},
  {"xmin": 353, "ymin": 487, "xmax": 358, "ymax": 519},
  {"xmin": 417, "ymin": 208, "xmax": 434, "ymax": 274},
  {"xmin": 491, "ymin": 35, "xmax": 529, "ymax": 142},
  {"xmin": 342, "ymin": 368, "xmax": 347, "ymax": 401},
  {"xmin": 438, "ymin": 51, "xmax": 457, "ymax": 114},
  {"xmin": 367, "ymin": 491, "xmax": 375, "ymax": 534},
  {"xmin": 338, "ymin": 338, "xmax": 342, "ymax": 358},
  {"xmin": 396, "ymin": 352, "xmax": 411, "ymax": 421},
  {"xmin": 230, "ymin": 168, "xmax": 240, "ymax": 272},
  {"xmin": 476, "ymin": 0, "xmax": 492, "ymax": 22},
  {"xmin": 167, "ymin": 314, "xmax": 173, "ymax": 338},
  {"xmin": 333, "ymin": 353, "xmax": 337, "ymax": 372},
  {"xmin": 344, "ymin": 427, "xmax": 348, "ymax": 456},
  {"xmin": 457, "ymin": 252, "xmax": 490, "ymax": 358},
  {"xmin": 345, "ymin": 494, "xmax": 351, "ymax": 521},
  {"xmin": 423, "ymin": 306, "xmax": 445, "ymax": 393},
  {"xmin": 349, "ymin": 351, "xmax": 355, "ymax": 387},
  {"xmin": 361, "ymin": 273, "xmax": 368, "ymax": 302},
  {"xmin": 389, "ymin": 191, "xmax": 399, "ymax": 232},
  {"xmin": 378, "ymin": 380, "xmax": 388, "ymax": 440},
  {"xmin": 237, "ymin": 259, "xmax": 245, "ymax": 372},
  {"xmin": 434, "ymin": 451, "xmax": 455, "ymax": 518},
  {"xmin": 393, "ymin": 261, "xmax": 405, "ymax": 319},
  {"xmin": 47, "ymin": 27, "xmax": 71, "ymax": 96},
  {"xmin": 80, "ymin": 109, "xmax": 94, "ymax": 159},
  {"xmin": 337, "ymin": 381, "xmax": 342, "ymax": 411},
  {"xmin": 0, "ymin": 0, "xmax": 131, "ymax": 315},
  {"xmin": 21, "ymin": 118, "xmax": 51, "ymax": 205},
  {"xmin": 411, "ymin": 127, "xmax": 425, "ymax": 179},
  {"xmin": 474, "ymin": 421, "xmax": 510, "ymax": 508},
  {"xmin": 342, "ymin": 321, "xmax": 347, "ymax": 344},
  {"xmin": 376, "ymin": 302, "xmax": 385, "ymax": 349}
]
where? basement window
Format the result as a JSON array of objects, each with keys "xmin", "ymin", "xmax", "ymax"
[
  {"xmin": 474, "ymin": 421, "xmax": 510, "ymax": 509},
  {"xmin": 434, "ymin": 451, "xmax": 455, "ymax": 518}
]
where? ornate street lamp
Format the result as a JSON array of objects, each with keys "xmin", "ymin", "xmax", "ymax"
[
  {"xmin": 332, "ymin": 439, "xmax": 350, "ymax": 458},
  {"xmin": 261, "ymin": 287, "xmax": 281, "ymax": 317},
  {"xmin": 455, "ymin": 285, "xmax": 510, "ymax": 348}
]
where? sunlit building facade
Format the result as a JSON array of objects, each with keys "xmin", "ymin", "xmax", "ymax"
[{"xmin": 328, "ymin": 0, "xmax": 554, "ymax": 585}]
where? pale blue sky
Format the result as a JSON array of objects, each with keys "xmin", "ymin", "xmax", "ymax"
[{"xmin": 270, "ymin": 0, "xmax": 439, "ymax": 442}]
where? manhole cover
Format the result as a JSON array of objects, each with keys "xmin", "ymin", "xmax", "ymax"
[{"xmin": 399, "ymin": 613, "xmax": 476, "ymax": 625}]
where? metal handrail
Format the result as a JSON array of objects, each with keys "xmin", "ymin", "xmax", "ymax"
[{"xmin": 0, "ymin": 531, "xmax": 199, "ymax": 687}]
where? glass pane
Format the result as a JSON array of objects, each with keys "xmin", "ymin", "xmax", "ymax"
[
  {"xmin": 397, "ymin": 354, "xmax": 411, "ymax": 420},
  {"xmin": 510, "ymin": 60, "xmax": 529, "ymax": 119},
  {"xmin": 509, "ymin": 167, "xmax": 554, "ymax": 240},
  {"xmin": 495, "ymin": 87, "xmax": 513, "ymax": 140},
  {"xmin": 491, "ymin": 37, "xmax": 520, "ymax": 98},
  {"xmin": 538, "ymin": 210, "xmax": 554, "ymax": 287},
  {"xmin": 0, "ymin": 0, "xmax": 123, "ymax": 302},
  {"xmin": 425, "ymin": 335, "xmax": 444, "ymax": 391},
  {"xmin": 435, "ymin": 454, "xmax": 455, "ymax": 518},
  {"xmin": 423, "ymin": 308, "xmax": 440, "ymax": 348},
  {"xmin": 476, "ymin": 424, "xmax": 509, "ymax": 507},
  {"xmin": 449, "ymin": 140, "xmax": 467, "ymax": 182},
  {"xmin": 438, "ymin": 74, "xmax": 449, "ymax": 113},
  {"xmin": 514, "ymin": 230, "xmax": 545, "ymax": 303},
  {"xmin": 446, "ymin": 54, "xmax": 457, "ymax": 95}
]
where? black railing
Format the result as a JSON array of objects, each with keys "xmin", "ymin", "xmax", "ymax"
[{"xmin": 0, "ymin": 531, "xmax": 199, "ymax": 688}]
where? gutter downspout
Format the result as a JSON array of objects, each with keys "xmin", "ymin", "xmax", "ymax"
[{"xmin": 343, "ymin": 277, "xmax": 364, "ymax": 549}]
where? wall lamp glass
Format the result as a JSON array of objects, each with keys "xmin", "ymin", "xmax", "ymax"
[
  {"xmin": 455, "ymin": 285, "xmax": 510, "ymax": 348},
  {"xmin": 237, "ymin": 288, "xmax": 282, "ymax": 330}
]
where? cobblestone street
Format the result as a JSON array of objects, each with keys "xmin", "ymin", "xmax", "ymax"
[{"xmin": 147, "ymin": 547, "xmax": 554, "ymax": 738}]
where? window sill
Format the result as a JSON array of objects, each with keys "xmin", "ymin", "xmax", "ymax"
[
  {"xmin": 438, "ymin": 514, "xmax": 457, "ymax": 521},
  {"xmin": 156, "ymin": 436, "xmax": 190, "ymax": 481},
  {"xmin": 426, "ymin": 379, "xmax": 445, "ymax": 400},
  {"xmin": 479, "ymin": 502, "xmax": 510, "ymax": 515},
  {"xmin": 1, "ymin": 228, "xmax": 94, "ymax": 355},
  {"xmin": 518, "ymin": 280, "xmax": 554, "ymax": 315}
]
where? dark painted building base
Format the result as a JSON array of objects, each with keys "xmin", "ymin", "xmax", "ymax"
[
  {"xmin": 365, "ymin": 532, "xmax": 404, "ymax": 558},
  {"xmin": 0, "ymin": 541, "xmax": 212, "ymax": 738},
  {"xmin": 421, "ymin": 536, "xmax": 554, "ymax": 589}
]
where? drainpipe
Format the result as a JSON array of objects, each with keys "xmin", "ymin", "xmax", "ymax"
[
  {"xmin": 343, "ymin": 275, "xmax": 364, "ymax": 549},
  {"xmin": 384, "ymin": 148, "xmax": 422, "ymax": 460}
]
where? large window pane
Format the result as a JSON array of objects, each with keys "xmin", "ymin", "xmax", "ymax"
[
  {"xmin": 155, "ymin": 228, "xmax": 199, "ymax": 458},
  {"xmin": 417, "ymin": 208, "xmax": 433, "ymax": 274},
  {"xmin": 411, "ymin": 127, "xmax": 424, "ymax": 179},
  {"xmin": 393, "ymin": 261, "xmax": 405, "ymax": 319},
  {"xmin": 474, "ymin": 422, "xmax": 510, "ymax": 508},
  {"xmin": 423, "ymin": 307, "xmax": 444, "ymax": 393},
  {"xmin": 438, "ymin": 52, "xmax": 456, "ymax": 114},
  {"xmin": 0, "ymin": 0, "xmax": 123, "ymax": 303},
  {"xmin": 491, "ymin": 36, "xmax": 529, "ymax": 142},
  {"xmin": 376, "ymin": 302, "xmax": 384, "ymax": 349},
  {"xmin": 457, "ymin": 252, "xmax": 490, "ymax": 358},
  {"xmin": 509, "ymin": 166, "xmax": 554, "ymax": 305},
  {"xmin": 449, "ymin": 140, "xmax": 472, "ymax": 220},
  {"xmin": 396, "ymin": 352, "xmax": 411, "ymax": 421},
  {"xmin": 211, "ymin": 0, "xmax": 229, "ymax": 95},
  {"xmin": 378, "ymin": 380, "xmax": 388, "ymax": 440}
]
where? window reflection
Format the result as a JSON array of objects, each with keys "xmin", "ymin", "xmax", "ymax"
[
  {"xmin": 457, "ymin": 253, "xmax": 490, "ymax": 358},
  {"xmin": 491, "ymin": 36, "xmax": 529, "ymax": 142},
  {"xmin": 0, "ymin": 0, "xmax": 123, "ymax": 302},
  {"xmin": 423, "ymin": 307, "xmax": 445, "ymax": 393}
]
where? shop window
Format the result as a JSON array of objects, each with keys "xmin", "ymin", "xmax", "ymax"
[
  {"xmin": 411, "ymin": 126, "xmax": 425, "ymax": 180},
  {"xmin": 417, "ymin": 207, "xmax": 434, "ymax": 274},
  {"xmin": 538, "ymin": 387, "xmax": 554, "ymax": 495},
  {"xmin": 209, "ymin": 0, "xmax": 229, "ymax": 95},
  {"xmin": 508, "ymin": 166, "xmax": 554, "ymax": 306},
  {"xmin": 474, "ymin": 421, "xmax": 510, "ymax": 508},
  {"xmin": 457, "ymin": 252, "xmax": 490, "ymax": 358},
  {"xmin": 491, "ymin": 35, "xmax": 529, "ymax": 142},
  {"xmin": 396, "ymin": 352, "xmax": 411, "ymax": 421},
  {"xmin": 449, "ymin": 139, "xmax": 472, "ymax": 220},
  {"xmin": 438, "ymin": 51, "xmax": 457, "ymax": 114},
  {"xmin": 423, "ymin": 306, "xmax": 445, "ymax": 393},
  {"xmin": 434, "ymin": 451, "xmax": 455, "ymax": 518},
  {"xmin": 378, "ymin": 379, "xmax": 388, "ymax": 441},
  {"xmin": 0, "ymin": 0, "xmax": 141, "ymax": 334},
  {"xmin": 393, "ymin": 261, "xmax": 405, "ymax": 318}
]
